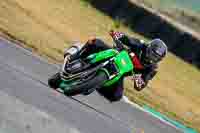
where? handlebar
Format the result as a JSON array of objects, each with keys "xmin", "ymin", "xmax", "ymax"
[{"xmin": 109, "ymin": 30, "xmax": 124, "ymax": 50}]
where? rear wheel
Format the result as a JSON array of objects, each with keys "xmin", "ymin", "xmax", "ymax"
[
  {"xmin": 48, "ymin": 72, "xmax": 61, "ymax": 89},
  {"xmin": 64, "ymin": 71, "xmax": 108, "ymax": 96}
]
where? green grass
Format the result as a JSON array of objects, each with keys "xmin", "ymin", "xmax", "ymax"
[
  {"xmin": 139, "ymin": 0, "xmax": 200, "ymax": 33},
  {"xmin": 142, "ymin": 0, "xmax": 200, "ymax": 13},
  {"xmin": 0, "ymin": 0, "xmax": 200, "ymax": 131}
]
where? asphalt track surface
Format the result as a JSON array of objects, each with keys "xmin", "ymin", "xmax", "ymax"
[{"xmin": 0, "ymin": 38, "xmax": 182, "ymax": 133}]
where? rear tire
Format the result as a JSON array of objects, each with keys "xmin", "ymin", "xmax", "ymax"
[
  {"xmin": 48, "ymin": 73, "xmax": 61, "ymax": 89},
  {"xmin": 64, "ymin": 71, "xmax": 108, "ymax": 96}
]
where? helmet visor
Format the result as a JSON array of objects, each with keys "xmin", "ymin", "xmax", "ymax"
[
  {"xmin": 146, "ymin": 47, "xmax": 162, "ymax": 64},
  {"xmin": 146, "ymin": 39, "xmax": 167, "ymax": 64}
]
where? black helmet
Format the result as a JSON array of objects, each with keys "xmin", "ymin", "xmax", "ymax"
[{"xmin": 145, "ymin": 39, "xmax": 167, "ymax": 64}]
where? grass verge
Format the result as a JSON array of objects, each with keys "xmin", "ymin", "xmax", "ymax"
[
  {"xmin": 0, "ymin": 0, "xmax": 200, "ymax": 131},
  {"xmin": 137, "ymin": 0, "xmax": 200, "ymax": 33}
]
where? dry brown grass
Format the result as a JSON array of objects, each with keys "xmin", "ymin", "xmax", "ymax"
[
  {"xmin": 0, "ymin": 0, "xmax": 142, "ymax": 61},
  {"xmin": 0, "ymin": 0, "xmax": 200, "ymax": 131},
  {"xmin": 125, "ymin": 54, "xmax": 200, "ymax": 129}
]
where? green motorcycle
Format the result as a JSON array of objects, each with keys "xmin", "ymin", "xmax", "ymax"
[{"xmin": 48, "ymin": 33, "xmax": 136, "ymax": 96}]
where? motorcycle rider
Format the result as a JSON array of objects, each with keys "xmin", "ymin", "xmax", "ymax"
[{"xmin": 65, "ymin": 31, "xmax": 167, "ymax": 102}]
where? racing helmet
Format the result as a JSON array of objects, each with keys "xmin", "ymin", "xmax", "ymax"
[{"xmin": 145, "ymin": 39, "xmax": 167, "ymax": 64}]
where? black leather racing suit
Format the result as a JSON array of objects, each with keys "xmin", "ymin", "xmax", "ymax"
[{"xmin": 76, "ymin": 32, "xmax": 157, "ymax": 101}]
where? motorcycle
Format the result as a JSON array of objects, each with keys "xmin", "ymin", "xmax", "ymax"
[{"xmin": 48, "ymin": 32, "xmax": 137, "ymax": 96}]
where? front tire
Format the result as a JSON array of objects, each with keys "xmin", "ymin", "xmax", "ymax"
[
  {"xmin": 48, "ymin": 72, "xmax": 61, "ymax": 89},
  {"xmin": 64, "ymin": 71, "xmax": 108, "ymax": 96}
]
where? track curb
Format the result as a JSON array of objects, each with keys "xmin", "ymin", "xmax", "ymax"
[{"xmin": 123, "ymin": 96, "xmax": 197, "ymax": 133}]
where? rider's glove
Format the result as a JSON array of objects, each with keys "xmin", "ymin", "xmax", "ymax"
[
  {"xmin": 86, "ymin": 37, "xmax": 96, "ymax": 45},
  {"xmin": 133, "ymin": 74, "xmax": 146, "ymax": 90},
  {"xmin": 109, "ymin": 31, "xmax": 124, "ymax": 40}
]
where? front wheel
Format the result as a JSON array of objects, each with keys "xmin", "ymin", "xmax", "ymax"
[
  {"xmin": 48, "ymin": 72, "xmax": 61, "ymax": 89},
  {"xmin": 64, "ymin": 71, "xmax": 108, "ymax": 96}
]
